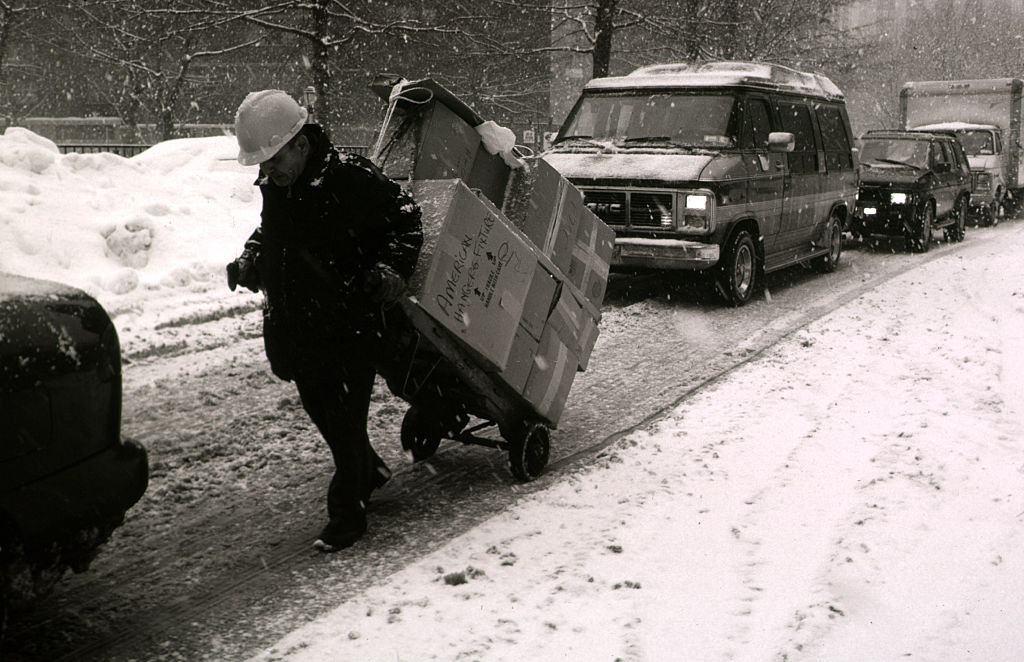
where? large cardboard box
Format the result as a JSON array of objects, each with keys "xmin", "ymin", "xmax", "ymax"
[
  {"xmin": 546, "ymin": 286, "xmax": 600, "ymax": 371},
  {"xmin": 567, "ymin": 208, "xmax": 616, "ymax": 310},
  {"xmin": 503, "ymin": 158, "xmax": 587, "ymax": 274},
  {"xmin": 466, "ymin": 144, "xmax": 513, "ymax": 207},
  {"xmin": 498, "ymin": 325, "xmax": 540, "ymax": 393},
  {"xmin": 413, "ymin": 101, "xmax": 482, "ymax": 181},
  {"xmin": 518, "ymin": 264, "xmax": 559, "ymax": 341},
  {"xmin": 522, "ymin": 324, "xmax": 579, "ymax": 422},
  {"xmin": 408, "ymin": 179, "xmax": 538, "ymax": 371}
]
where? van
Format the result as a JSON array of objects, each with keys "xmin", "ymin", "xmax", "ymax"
[{"xmin": 544, "ymin": 61, "xmax": 857, "ymax": 305}]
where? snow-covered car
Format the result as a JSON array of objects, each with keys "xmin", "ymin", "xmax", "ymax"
[
  {"xmin": 852, "ymin": 130, "xmax": 972, "ymax": 252},
  {"xmin": 0, "ymin": 272, "xmax": 148, "ymax": 624}
]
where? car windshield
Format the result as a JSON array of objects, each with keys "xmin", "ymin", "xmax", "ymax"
[
  {"xmin": 954, "ymin": 130, "xmax": 994, "ymax": 155},
  {"xmin": 859, "ymin": 139, "xmax": 929, "ymax": 168},
  {"xmin": 557, "ymin": 92, "xmax": 737, "ymax": 149}
]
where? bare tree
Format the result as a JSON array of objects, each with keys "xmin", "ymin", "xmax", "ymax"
[
  {"xmin": 41, "ymin": 1, "xmax": 260, "ymax": 140},
  {"xmin": 478, "ymin": 0, "xmax": 860, "ymax": 80},
  {"xmin": 193, "ymin": 0, "xmax": 487, "ymax": 132}
]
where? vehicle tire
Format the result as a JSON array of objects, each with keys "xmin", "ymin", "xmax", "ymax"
[
  {"xmin": 945, "ymin": 197, "xmax": 966, "ymax": 243},
  {"xmin": 400, "ymin": 406, "xmax": 442, "ymax": 463},
  {"xmin": 811, "ymin": 215, "xmax": 843, "ymax": 273},
  {"xmin": 989, "ymin": 199, "xmax": 1000, "ymax": 227},
  {"xmin": 908, "ymin": 202, "xmax": 933, "ymax": 253},
  {"xmin": 715, "ymin": 229, "xmax": 758, "ymax": 306},
  {"xmin": 507, "ymin": 420, "xmax": 550, "ymax": 482}
]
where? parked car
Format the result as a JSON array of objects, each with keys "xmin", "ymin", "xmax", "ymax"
[
  {"xmin": 851, "ymin": 130, "xmax": 972, "ymax": 252},
  {"xmin": 0, "ymin": 272, "xmax": 147, "ymax": 627},
  {"xmin": 544, "ymin": 60, "xmax": 857, "ymax": 305}
]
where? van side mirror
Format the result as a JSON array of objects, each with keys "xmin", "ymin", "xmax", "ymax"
[{"xmin": 768, "ymin": 132, "xmax": 795, "ymax": 152}]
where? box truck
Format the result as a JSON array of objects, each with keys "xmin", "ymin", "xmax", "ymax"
[{"xmin": 900, "ymin": 78, "xmax": 1024, "ymax": 224}]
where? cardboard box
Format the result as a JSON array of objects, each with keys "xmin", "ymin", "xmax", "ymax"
[
  {"xmin": 519, "ymin": 264, "xmax": 559, "ymax": 341},
  {"xmin": 413, "ymin": 101, "xmax": 482, "ymax": 181},
  {"xmin": 503, "ymin": 158, "xmax": 586, "ymax": 274},
  {"xmin": 408, "ymin": 179, "xmax": 538, "ymax": 371},
  {"xmin": 497, "ymin": 325, "xmax": 540, "ymax": 393},
  {"xmin": 546, "ymin": 286, "xmax": 600, "ymax": 371},
  {"xmin": 466, "ymin": 144, "xmax": 512, "ymax": 207},
  {"xmin": 567, "ymin": 208, "xmax": 616, "ymax": 309},
  {"xmin": 523, "ymin": 324, "xmax": 579, "ymax": 423}
]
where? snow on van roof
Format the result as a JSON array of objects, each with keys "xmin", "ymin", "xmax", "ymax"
[
  {"xmin": 913, "ymin": 121, "xmax": 999, "ymax": 131},
  {"xmin": 584, "ymin": 61, "xmax": 844, "ymax": 100}
]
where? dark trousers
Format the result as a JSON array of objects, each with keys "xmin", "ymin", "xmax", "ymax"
[{"xmin": 293, "ymin": 344, "xmax": 385, "ymax": 526}]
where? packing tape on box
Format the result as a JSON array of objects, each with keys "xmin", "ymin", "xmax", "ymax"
[{"xmin": 572, "ymin": 224, "xmax": 611, "ymax": 294}]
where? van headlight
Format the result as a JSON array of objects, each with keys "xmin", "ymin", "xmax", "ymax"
[
  {"xmin": 676, "ymin": 190, "xmax": 715, "ymax": 234},
  {"xmin": 890, "ymin": 192, "xmax": 908, "ymax": 204}
]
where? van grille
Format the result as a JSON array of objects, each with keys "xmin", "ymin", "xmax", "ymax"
[
  {"xmin": 581, "ymin": 189, "xmax": 674, "ymax": 227},
  {"xmin": 582, "ymin": 190, "xmax": 627, "ymax": 225},
  {"xmin": 631, "ymin": 193, "xmax": 674, "ymax": 227}
]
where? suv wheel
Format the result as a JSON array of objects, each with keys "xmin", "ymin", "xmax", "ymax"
[
  {"xmin": 812, "ymin": 215, "xmax": 843, "ymax": 273},
  {"xmin": 945, "ymin": 198, "xmax": 966, "ymax": 243},
  {"xmin": 908, "ymin": 202, "xmax": 933, "ymax": 253},
  {"xmin": 716, "ymin": 229, "xmax": 757, "ymax": 306}
]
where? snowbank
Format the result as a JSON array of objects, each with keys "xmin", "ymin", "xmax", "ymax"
[{"xmin": 0, "ymin": 128, "xmax": 260, "ymax": 310}]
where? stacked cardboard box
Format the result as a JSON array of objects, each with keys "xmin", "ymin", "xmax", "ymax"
[{"xmin": 384, "ymin": 82, "xmax": 614, "ymax": 424}]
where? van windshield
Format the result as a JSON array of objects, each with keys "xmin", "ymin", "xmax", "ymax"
[
  {"xmin": 953, "ymin": 130, "xmax": 995, "ymax": 155},
  {"xmin": 558, "ymin": 92, "xmax": 737, "ymax": 149}
]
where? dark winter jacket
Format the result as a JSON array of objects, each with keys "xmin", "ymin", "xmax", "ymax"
[{"xmin": 249, "ymin": 124, "xmax": 422, "ymax": 377}]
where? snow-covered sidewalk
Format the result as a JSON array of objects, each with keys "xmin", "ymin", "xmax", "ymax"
[{"xmin": 253, "ymin": 225, "xmax": 1024, "ymax": 662}]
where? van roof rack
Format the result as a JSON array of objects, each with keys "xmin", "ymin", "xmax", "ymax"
[{"xmin": 584, "ymin": 60, "xmax": 844, "ymax": 100}]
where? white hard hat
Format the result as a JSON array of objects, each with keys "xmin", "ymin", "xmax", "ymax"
[{"xmin": 234, "ymin": 89, "xmax": 309, "ymax": 166}]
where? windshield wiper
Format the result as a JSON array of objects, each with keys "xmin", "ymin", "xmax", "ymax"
[
  {"xmin": 874, "ymin": 158, "xmax": 924, "ymax": 170},
  {"xmin": 551, "ymin": 135, "xmax": 606, "ymax": 148},
  {"xmin": 619, "ymin": 136, "xmax": 686, "ymax": 147}
]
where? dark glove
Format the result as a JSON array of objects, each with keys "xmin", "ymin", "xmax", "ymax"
[
  {"xmin": 227, "ymin": 241, "xmax": 261, "ymax": 293},
  {"xmin": 363, "ymin": 264, "xmax": 406, "ymax": 303}
]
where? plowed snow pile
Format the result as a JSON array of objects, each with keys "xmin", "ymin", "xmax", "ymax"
[{"xmin": 0, "ymin": 127, "xmax": 262, "ymax": 357}]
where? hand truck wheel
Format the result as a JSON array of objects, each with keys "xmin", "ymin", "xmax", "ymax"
[
  {"xmin": 507, "ymin": 420, "xmax": 550, "ymax": 482},
  {"xmin": 400, "ymin": 405, "xmax": 442, "ymax": 462}
]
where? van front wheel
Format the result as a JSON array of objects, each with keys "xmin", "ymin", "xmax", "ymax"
[{"xmin": 715, "ymin": 230, "xmax": 757, "ymax": 306}]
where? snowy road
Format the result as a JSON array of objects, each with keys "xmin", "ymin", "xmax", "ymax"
[{"xmin": 4, "ymin": 223, "xmax": 1016, "ymax": 661}]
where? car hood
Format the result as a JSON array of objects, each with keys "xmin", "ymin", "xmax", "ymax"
[
  {"xmin": 543, "ymin": 151, "xmax": 713, "ymax": 184},
  {"xmin": 858, "ymin": 165, "xmax": 926, "ymax": 187}
]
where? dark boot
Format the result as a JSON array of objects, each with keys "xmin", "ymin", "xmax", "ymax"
[{"xmin": 314, "ymin": 512, "xmax": 367, "ymax": 553}]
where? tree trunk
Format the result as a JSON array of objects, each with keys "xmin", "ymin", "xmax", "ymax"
[
  {"xmin": 309, "ymin": 2, "xmax": 335, "ymax": 134},
  {"xmin": 591, "ymin": 0, "xmax": 616, "ymax": 78},
  {"xmin": 0, "ymin": 5, "xmax": 13, "ymax": 92}
]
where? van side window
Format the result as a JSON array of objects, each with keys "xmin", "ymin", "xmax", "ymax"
[
  {"xmin": 742, "ymin": 98, "xmax": 773, "ymax": 149},
  {"xmin": 817, "ymin": 106, "xmax": 853, "ymax": 170},
  {"xmin": 777, "ymin": 101, "xmax": 818, "ymax": 173},
  {"xmin": 995, "ymin": 132, "xmax": 1003, "ymax": 154}
]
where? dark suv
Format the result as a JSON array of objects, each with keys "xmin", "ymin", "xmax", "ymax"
[
  {"xmin": 1, "ymin": 272, "xmax": 148, "ymax": 625},
  {"xmin": 852, "ymin": 130, "xmax": 972, "ymax": 252}
]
